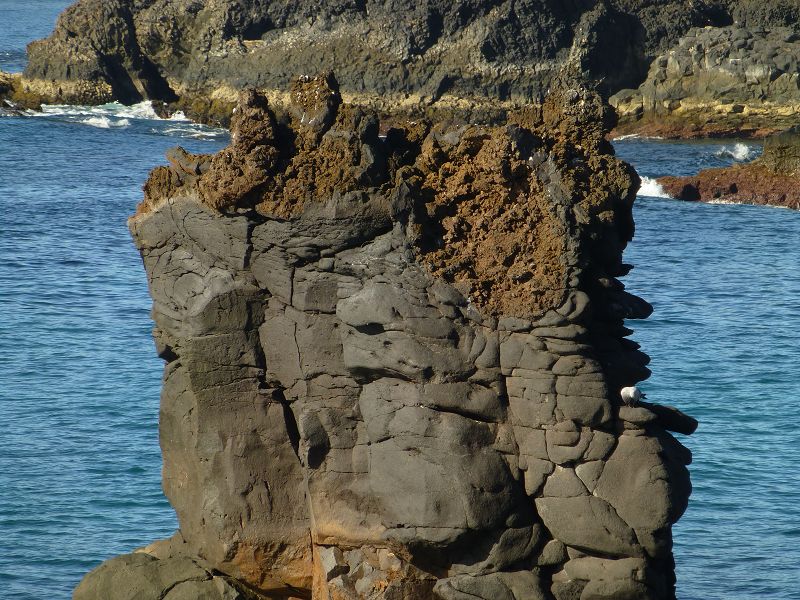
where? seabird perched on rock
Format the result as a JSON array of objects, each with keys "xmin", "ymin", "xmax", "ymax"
[{"xmin": 620, "ymin": 386, "xmax": 646, "ymax": 407}]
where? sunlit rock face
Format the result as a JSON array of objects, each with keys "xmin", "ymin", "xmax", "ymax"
[
  {"xmin": 655, "ymin": 126, "xmax": 800, "ymax": 210},
  {"xmin": 75, "ymin": 74, "xmax": 696, "ymax": 600},
  {"xmin": 17, "ymin": 0, "xmax": 738, "ymax": 120}
]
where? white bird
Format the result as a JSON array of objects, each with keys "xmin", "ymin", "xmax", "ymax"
[{"xmin": 620, "ymin": 386, "xmax": 646, "ymax": 407}]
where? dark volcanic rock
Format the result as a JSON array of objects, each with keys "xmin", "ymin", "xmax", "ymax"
[
  {"xmin": 22, "ymin": 0, "xmax": 174, "ymax": 105},
  {"xmin": 658, "ymin": 126, "xmax": 800, "ymax": 209},
  {"xmin": 612, "ymin": 21, "xmax": 800, "ymax": 137},
  {"xmin": 761, "ymin": 125, "xmax": 800, "ymax": 173},
  {"xmin": 73, "ymin": 553, "xmax": 262, "ymax": 600},
  {"xmin": 74, "ymin": 73, "xmax": 695, "ymax": 600},
  {"xmin": 10, "ymin": 0, "xmax": 800, "ymax": 130},
  {"xmin": 14, "ymin": 0, "xmax": 734, "ymax": 122}
]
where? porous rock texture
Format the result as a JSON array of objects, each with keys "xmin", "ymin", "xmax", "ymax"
[
  {"xmin": 658, "ymin": 126, "xmax": 800, "ymax": 209},
  {"xmin": 75, "ymin": 74, "xmax": 697, "ymax": 600}
]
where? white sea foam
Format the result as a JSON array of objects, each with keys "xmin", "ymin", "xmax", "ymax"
[
  {"xmin": 38, "ymin": 101, "xmax": 159, "ymax": 120},
  {"xmin": 29, "ymin": 101, "xmax": 227, "ymax": 140},
  {"xmin": 112, "ymin": 101, "xmax": 161, "ymax": 120},
  {"xmin": 612, "ymin": 133, "xmax": 664, "ymax": 141},
  {"xmin": 159, "ymin": 125, "xmax": 227, "ymax": 140},
  {"xmin": 638, "ymin": 176, "xmax": 672, "ymax": 198},
  {"xmin": 83, "ymin": 115, "xmax": 131, "ymax": 129},
  {"xmin": 168, "ymin": 110, "xmax": 189, "ymax": 122},
  {"xmin": 23, "ymin": 98, "xmax": 228, "ymax": 141},
  {"xmin": 707, "ymin": 198, "xmax": 792, "ymax": 210},
  {"xmin": 715, "ymin": 142, "xmax": 757, "ymax": 161}
]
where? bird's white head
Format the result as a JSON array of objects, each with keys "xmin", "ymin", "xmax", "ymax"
[{"xmin": 620, "ymin": 386, "xmax": 644, "ymax": 406}]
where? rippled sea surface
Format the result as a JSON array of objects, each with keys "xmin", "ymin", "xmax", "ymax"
[
  {"xmin": 0, "ymin": 0, "xmax": 70, "ymax": 73},
  {"xmin": 2, "ymin": 6, "xmax": 799, "ymax": 599},
  {"xmin": 1, "ymin": 7, "xmax": 229, "ymax": 593},
  {"xmin": 615, "ymin": 138, "xmax": 800, "ymax": 600}
]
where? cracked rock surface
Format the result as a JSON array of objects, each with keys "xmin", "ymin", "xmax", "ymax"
[
  {"xmin": 612, "ymin": 21, "xmax": 800, "ymax": 137},
  {"xmin": 76, "ymin": 73, "xmax": 695, "ymax": 600}
]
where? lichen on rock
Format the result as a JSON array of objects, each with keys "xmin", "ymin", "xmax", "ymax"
[
  {"xmin": 140, "ymin": 72, "xmax": 638, "ymax": 320},
  {"xmin": 78, "ymin": 72, "xmax": 694, "ymax": 600}
]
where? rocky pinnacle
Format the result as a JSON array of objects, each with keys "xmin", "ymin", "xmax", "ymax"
[{"xmin": 75, "ymin": 73, "xmax": 697, "ymax": 600}]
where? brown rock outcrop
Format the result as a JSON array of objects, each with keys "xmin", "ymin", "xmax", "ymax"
[
  {"xmin": 75, "ymin": 73, "xmax": 695, "ymax": 600},
  {"xmin": 658, "ymin": 126, "xmax": 800, "ymax": 209}
]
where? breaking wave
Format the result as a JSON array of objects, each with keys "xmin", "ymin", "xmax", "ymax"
[
  {"xmin": 714, "ymin": 142, "xmax": 758, "ymax": 162},
  {"xmin": 638, "ymin": 176, "xmax": 672, "ymax": 198},
  {"xmin": 156, "ymin": 124, "xmax": 227, "ymax": 140},
  {"xmin": 31, "ymin": 102, "xmax": 152, "ymax": 129},
  {"xmin": 24, "ymin": 101, "xmax": 226, "ymax": 139},
  {"xmin": 82, "ymin": 116, "xmax": 131, "ymax": 129},
  {"xmin": 612, "ymin": 133, "xmax": 664, "ymax": 141}
]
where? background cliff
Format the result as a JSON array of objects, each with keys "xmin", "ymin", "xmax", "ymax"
[
  {"xmin": 72, "ymin": 74, "xmax": 697, "ymax": 600},
  {"xmin": 9, "ymin": 0, "xmax": 783, "ymax": 125},
  {"xmin": 13, "ymin": 0, "xmax": 800, "ymax": 130},
  {"xmin": 656, "ymin": 126, "xmax": 800, "ymax": 208}
]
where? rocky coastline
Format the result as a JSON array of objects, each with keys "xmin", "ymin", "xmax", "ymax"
[
  {"xmin": 1, "ymin": 0, "xmax": 795, "ymax": 597},
  {"xmin": 72, "ymin": 73, "xmax": 697, "ymax": 599},
  {"xmin": 657, "ymin": 126, "xmax": 800, "ymax": 209},
  {"xmin": 3, "ymin": 0, "xmax": 691, "ymax": 123},
  {"xmin": 5, "ymin": 0, "xmax": 800, "ymax": 135},
  {"xmin": 612, "ymin": 21, "xmax": 800, "ymax": 139}
]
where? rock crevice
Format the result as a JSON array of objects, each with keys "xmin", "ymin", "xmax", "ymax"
[{"xmin": 76, "ymin": 74, "xmax": 694, "ymax": 600}]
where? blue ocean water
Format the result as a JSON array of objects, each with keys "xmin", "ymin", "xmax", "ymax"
[
  {"xmin": 0, "ymin": 0, "xmax": 70, "ymax": 73},
  {"xmin": 1, "ymin": 6, "xmax": 798, "ymax": 599},
  {"xmin": 616, "ymin": 139, "xmax": 800, "ymax": 600},
  {"xmin": 0, "ymin": 108, "xmax": 228, "ymax": 598}
]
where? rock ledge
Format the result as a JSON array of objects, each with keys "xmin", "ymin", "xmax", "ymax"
[{"xmin": 658, "ymin": 126, "xmax": 800, "ymax": 209}]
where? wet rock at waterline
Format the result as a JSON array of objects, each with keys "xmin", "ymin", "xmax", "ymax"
[
  {"xmin": 658, "ymin": 126, "xmax": 800, "ymax": 210},
  {"xmin": 6, "ymin": 0, "xmax": 739, "ymax": 123}
]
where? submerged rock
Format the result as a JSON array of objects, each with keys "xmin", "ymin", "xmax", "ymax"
[
  {"xmin": 658, "ymin": 126, "xmax": 800, "ymax": 209},
  {"xmin": 76, "ymin": 73, "xmax": 694, "ymax": 599}
]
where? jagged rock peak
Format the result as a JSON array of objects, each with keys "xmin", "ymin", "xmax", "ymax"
[{"xmin": 139, "ymin": 72, "xmax": 637, "ymax": 320}]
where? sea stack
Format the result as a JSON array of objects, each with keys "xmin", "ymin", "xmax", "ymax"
[{"xmin": 72, "ymin": 73, "xmax": 697, "ymax": 600}]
